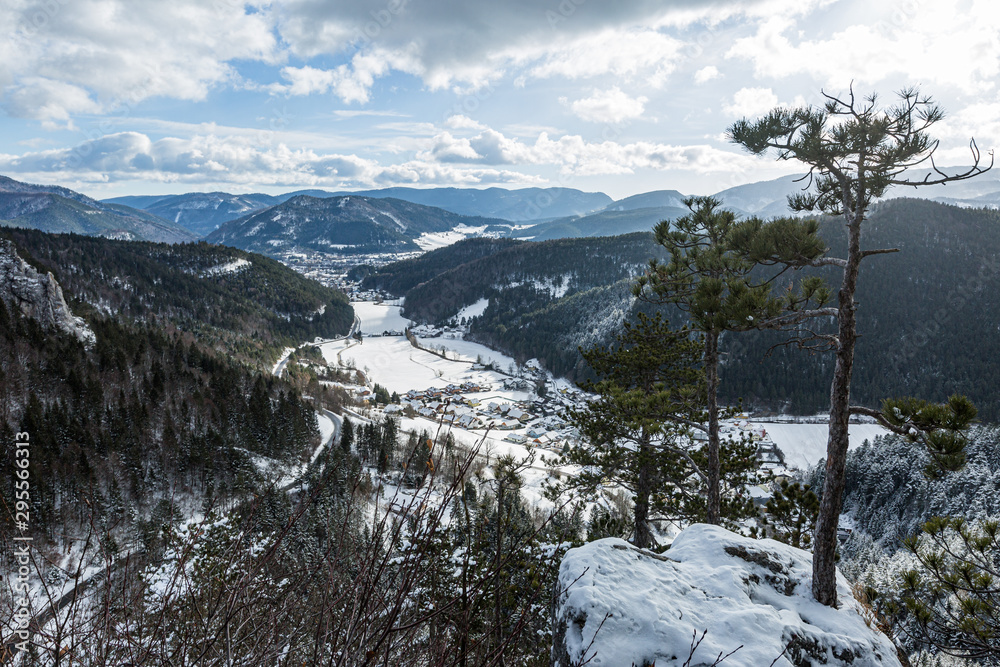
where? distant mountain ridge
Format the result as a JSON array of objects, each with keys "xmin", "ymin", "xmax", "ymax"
[
  {"xmin": 106, "ymin": 192, "xmax": 280, "ymax": 236},
  {"xmin": 513, "ymin": 205, "xmax": 690, "ymax": 241},
  {"xmin": 0, "ymin": 175, "xmax": 195, "ymax": 243},
  {"xmin": 88, "ymin": 170, "xmax": 1000, "ymax": 248},
  {"xmin": 284, "ymin": 186, "xmax": 614, "ymax": 222},
  {"xmin": 206, "ymin": 194, "xmax": 512, "ymax": 255},
  {"xmin": 105, "ymin": 186, "xmax": 612, "ymax": 238},
  {"xmin": 601, "ymin": 189, "xmax": 687, "ymax": 211}
]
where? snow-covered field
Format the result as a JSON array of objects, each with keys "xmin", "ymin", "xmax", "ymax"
[
  {"xmin": 353, "ymin": 301, "xmax": 411, "ymax": 334},
  {"xmin": 414, "ymin": 224, "xmax": 488, "ymax": 250},
  {"xmin": 456, "ymin": 297, "xmax": 489, "ymax": 321},
  {"xmin": 416, "ymin": 333, "xmax": 518, "ymax": 370},
  {"xmin": 751, "ymin": 422, "xmax": 888, "ymax": 471},
  {"xmin": 334, "ymin": 301, "xmax": 886, "ymax": 498},
  {"xmin": 319, "ymin": 329, "xmax": 565, "ymax": 509}
]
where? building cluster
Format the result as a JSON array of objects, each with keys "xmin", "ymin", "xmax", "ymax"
[
  {"xmin": 375, "ymin": 373, "xmax": 587, "ymax": 454},
  {"xmin": 276, "ymin": 248, "xmax": 417, "ymax": 298}
]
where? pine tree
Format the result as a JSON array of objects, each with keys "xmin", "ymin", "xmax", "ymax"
[
  {"xmin": 561, "ymin": 312, "xmax": 714, "ymax": 548},
  {"xmin": 636, "ymin": 196, "xmax": 826, "ymax": 525},
  {"xmin": 764, "ymin": 480, "xmax": 820, "ymax": 549},
  {"xmin": 340, "ymin": 417, "xmax": 354, "ymax": 455},
  {"xmin": 896, "ymin": 516, "xmax": 1000, "ymax": 662},
  {"xmin": 728, "ymin": 87, "xmax": 991, "ymax": 606}
]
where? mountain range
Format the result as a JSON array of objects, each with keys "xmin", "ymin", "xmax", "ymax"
[
  {"xmin": 105, "ymin": 191, "xmax": 281, "ymax": 237},
  {"xmin": 205, "ymin": 194, "xmax": 514, "ymax": 255},
  {"xmin": 6, "ymin": 168, "xmax": 1000, "ymax": 255},
  {"xmin": 0, "ymin": 175, "xmax": 195, "ymax": 243}
]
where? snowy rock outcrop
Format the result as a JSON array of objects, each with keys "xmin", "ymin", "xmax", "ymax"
[
  {"xmin": 0, "ymin": 240, "xmax": 95, "ymax": 345},
  {"xmin": 551, "ymin": 525, "xmax": 901, "ymax": 667}
]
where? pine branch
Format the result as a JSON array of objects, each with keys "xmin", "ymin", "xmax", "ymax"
[{"xmin": 848, "ymin": 405, "xmax": 914, "ymax": 438}]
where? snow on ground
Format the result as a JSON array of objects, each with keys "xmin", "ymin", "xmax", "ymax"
[
  {"xmin": 416, "ymin": 332, "xmax": 518, "ymax": 370},
  {"xmin": 315, "ymin": 412, "xmax": 335, "ymax": 464},
  {"xmin": 456, "ymin": 297, "xmax": 489, "ymax": 321},
  {"xmin": 553, "ymin": 525, "xmax": 902, "ymax": 667},
  {"xmin": 320, "ymin": 334, "xmax": 563, "ymax": 508},
  {"xmin": 753, "ymin": 422, "xmax": 888, "ymax": 471},
  {"xmin": 202, "ymin": 258, "xmax": 250, "ymax": 276},
  {"xmin": 271, "ymin": 346, "xmax": 295, "ymax": 376},
  {"xmin": 321, "ymin": 336, "xmax": 531, "ymax": 400},
  {"xmin": 253, "ymin": 411, "xmax": 340, "ymax": 488},
  {"xmin": 414, "ymin": 224, "xmax": 488, "ymax": 250},
  {"xmin": 354, "ymin": 301, "xmax": 412, "ymax": 334}
]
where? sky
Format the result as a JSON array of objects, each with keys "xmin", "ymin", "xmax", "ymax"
[{"xmin": 0, "ymin": 0, "xmax": 997, "ymax": 200}]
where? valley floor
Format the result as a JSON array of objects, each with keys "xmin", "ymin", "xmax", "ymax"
[{"xmin": 319, "ymin": 302, "xmax": 890, "ymax": 509}]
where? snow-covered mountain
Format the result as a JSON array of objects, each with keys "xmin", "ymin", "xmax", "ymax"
[
  {"xmin": 0, "ymin": 175, "xmax": 196, "ymax": 243},
  {"xmin": 107, "ymin": 191, "xmax": 279, "ymax": 237},
  {"xmin": 274, "ymin": 186, "xmax": 612, "ymax": 222},
  {"xmin": 206, "ymin": 194, "xmax": 512, "ymax": 255}
]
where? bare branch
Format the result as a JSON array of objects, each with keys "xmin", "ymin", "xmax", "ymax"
[
  {"xmin": 890, "ymin": 139, "xmax": 994, "ymax": 187},
  {"xmin": 755, "ymin": 307, "xmax": 839, "ymax": 330},
  {"xmin": 860, "ymin": 248, "xmax": 900, "ymax": 259}
]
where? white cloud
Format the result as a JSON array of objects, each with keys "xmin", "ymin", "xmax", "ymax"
[
  {"xmin": 0, "ymin": 130, "xmax": 540, "ymax": 188},
  {"xmin": 417, "ymin": 123, "xmax": 761, "ymax": 176},
  {"xmin": 0, "ymin": 120, "xmax": 767, "ymax": 193},
  {"xmin": 565, "ymin": 87, "xmax": 648, "ymax": 124},
  {"xmin": 525, "ymin": 29, "xmax": 682, "ymax": 84},
  {"xmin": 444, "ymin": 115, "xmax": 488, "ymax": 131},
  {"xmin": 934, "ymin": 91, "xmax": 1000, "ymax": 159},
  {"xmin": 2, "ymin": 0, "xmax": 280, "ymax": 123},
  {"xmin": 726, "ymin": 2, "xmax": 1000, "ymax": 94},
  {"xmin": 723, "ymin": 87, "xmax": 779, "ymax": 117},
  {"xmin": 270, "ymin": 47, "xmax": 424, "ymax": 103},
  {"xmin": 694, "ymin": 66, "xmax": 720, "ymax": 84}
]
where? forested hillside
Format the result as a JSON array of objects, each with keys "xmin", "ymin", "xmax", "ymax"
[
  {"xmin": 357, "ymin": 237, "xmax": 520, "ymax": 295},
  {"xmin": 0, "ymin": 234, "xmax": 344, "ymax": 552},
  {"xmin": 394, "ymin": 233, "xmax": 665, "ymax": 324},
  {"xmin": 833, "ymin": 427, "xmax": 1000, "ymax": 551},
  {"xmin": 0, "ymin": 308, "xmax": 320, "ymax": 540},
  {"xmin": 720, "ymin": 198, "xmax": 1000, "ymax": 418},
  {"xmin": 2, "ymin": 229, "xmax": 354, "ymax": 362},
  {"xmin": 379, "ymin": 199, "xmax": 1000, "ymax": 420}
]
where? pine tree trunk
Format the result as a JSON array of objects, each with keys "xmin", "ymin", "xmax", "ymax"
[
  {"xmin": 634, "ymin": 437, "xmax": 653, "ymax": 549},
  {"xmin": 812, "ymin": 215, "xmax": 862, "ymax": 607},
  {"xmin": 706, "ymin": 330, "xmax": 721, "ymax": 525}
]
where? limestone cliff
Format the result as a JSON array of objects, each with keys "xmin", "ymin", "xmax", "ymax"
[{"xmin": 0, "ymin": 239, "xmax": 95, "ymax": 345}]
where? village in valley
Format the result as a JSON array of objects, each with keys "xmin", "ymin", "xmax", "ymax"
[
  {"xmin": 279, "ymin": 286, "xmax": 889, "ymax": 518},
  {"xmin": 272, "ymin": 257, "xmax": 886, "ymax": 516}
]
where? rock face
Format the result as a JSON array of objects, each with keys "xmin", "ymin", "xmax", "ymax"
[
  {"xmin": 0, "ymin": 240, "xmax": 95, "ymax": 345},
  {"xmin": 551, "ymin": 525, "xmax": 902, "ymax": 667}
]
